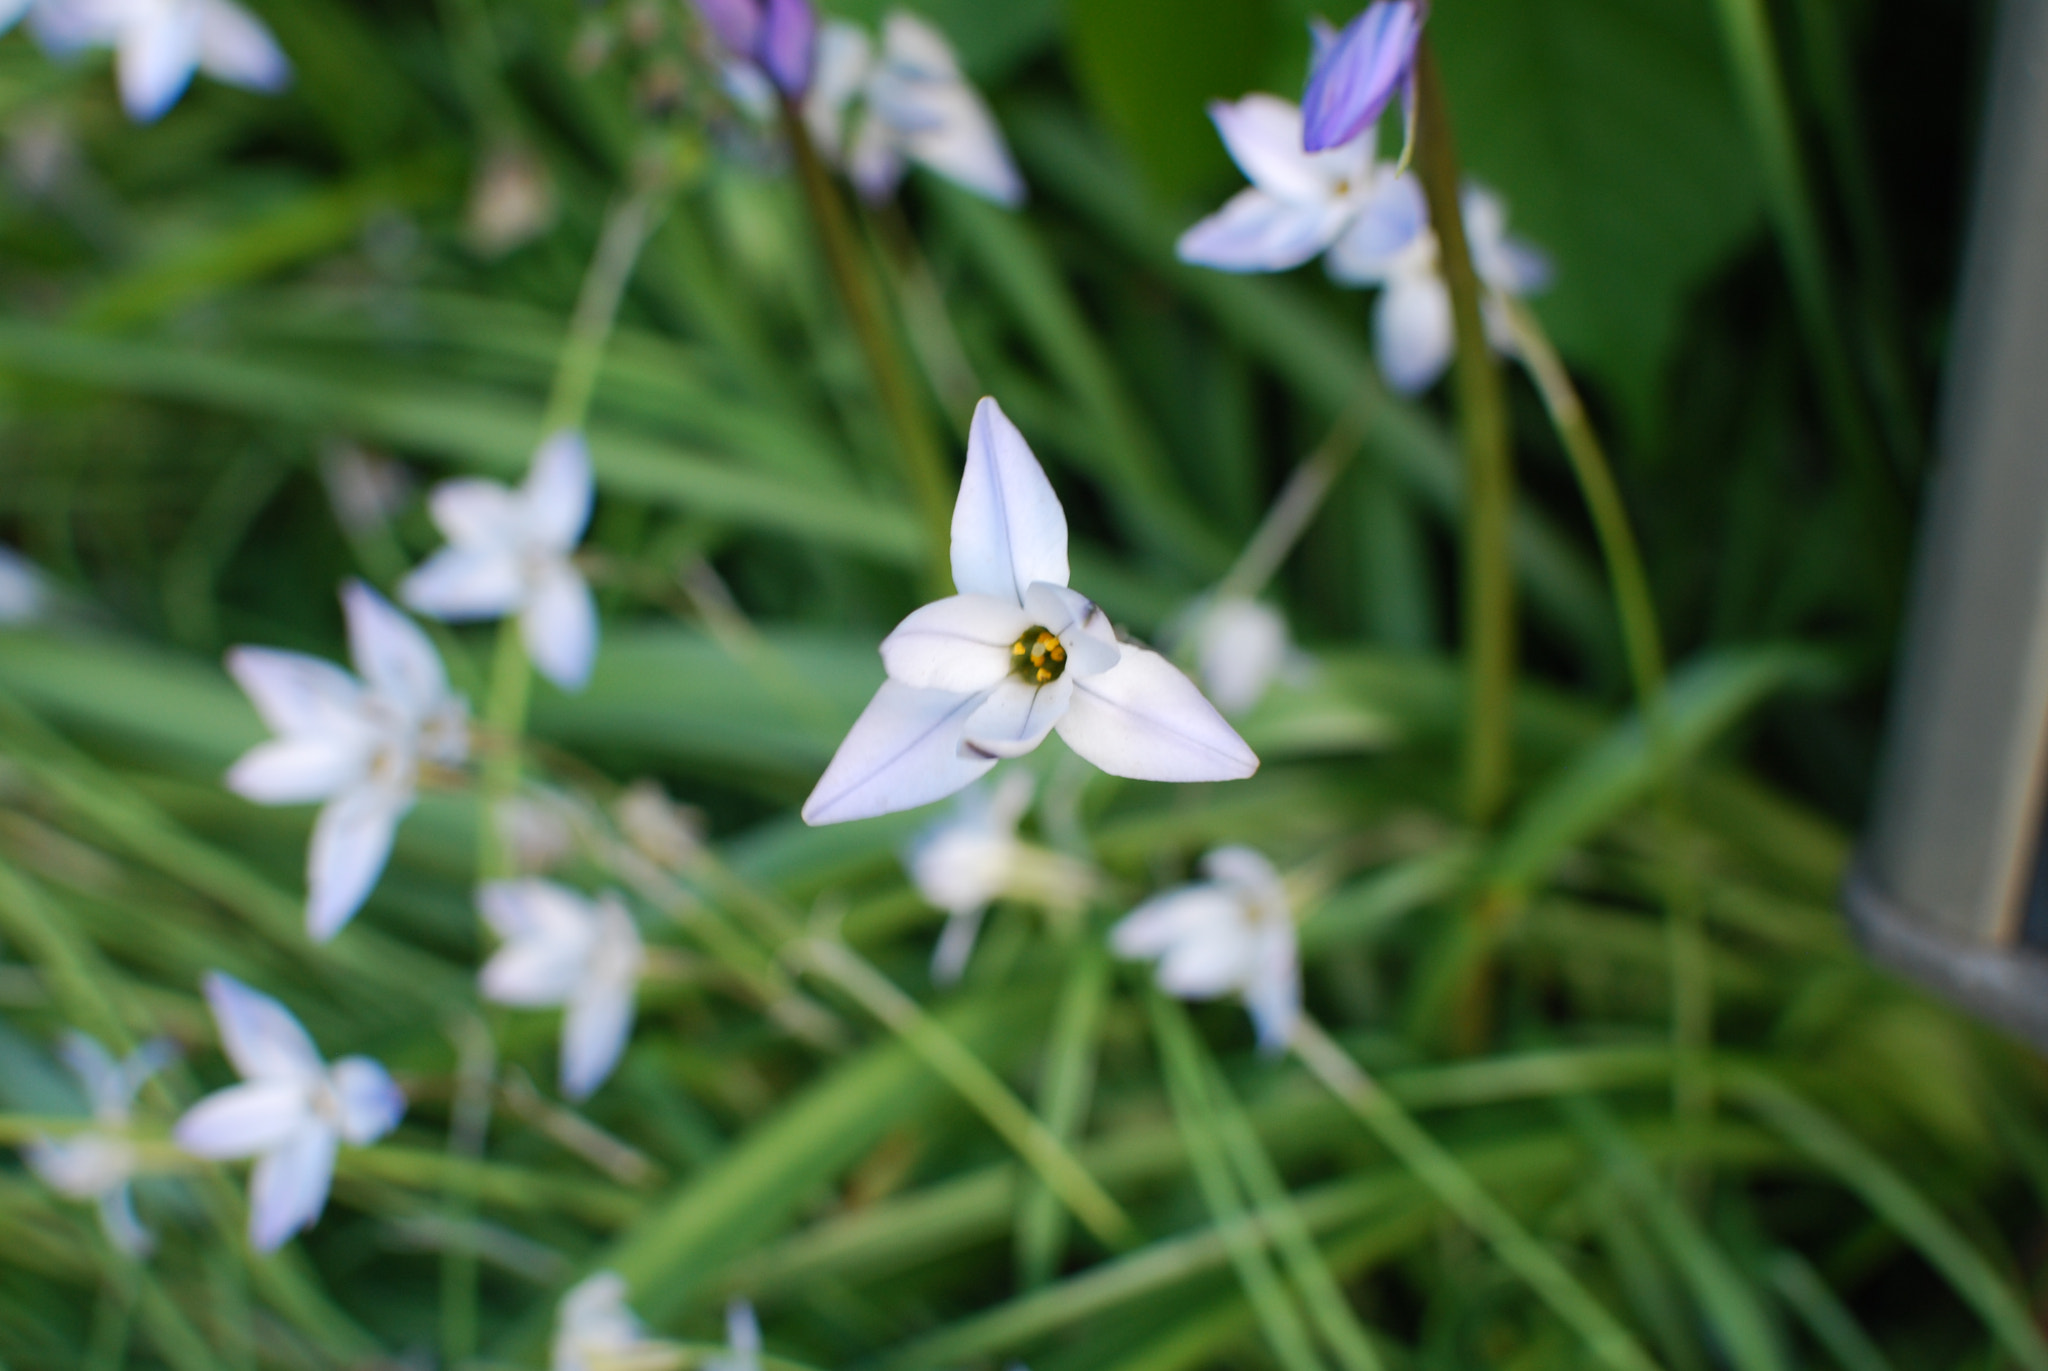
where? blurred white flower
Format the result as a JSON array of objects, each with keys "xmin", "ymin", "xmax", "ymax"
[
  {"xmin": 709, "ymin": 1300, "xmax": 763, "ymax": 1371},
  {"xmin": 615, "ymin": 779, "xmax": 703, "ymax": 872},
  {"xmin": 225, "ymin": 581, "xmax": 469, "ymax": 941},
  {"xmin": 1325, "ymin": 178, "xmax": 1550, "ymax": 394},
  {"xmin": 496, "ymin": 793, "xmax": 579, "ymax": 874},
  {"xmin": 805, "ymin": 11, "xmax": 1024, "ymax": 207},
  {"xmin": 907, "ymin": 772, "xmax": 1094, "ymax": 984},
  {"xmin": 551, "ymin": 1271, "xmax": 682, "ymax": 1371},
  {"xmin": 0, "ymin": 546, "xmax": 45, "ymax": 624},
  {"xmin": 402, "ymin": 432, "xmax": 599, "ymax": 692},
  {"xmin": 1176, "ymin": 95, "xmax": 1408, "ymax": 277},
  {"xmin": 25, "ymin": 1033, "xmax": 173, "ymax": 1256},
  {"xmin": 802, "ymin": 398, "xmax": 1257, "ymax": 825},
  {"xmin": 173, "ymin": 972, "xmax": 404, "ymax": 1252},
  {"xmin": 479, "ymin": 880, "xmax": 644, "ymax": 1102},
  {"xmin": 8, "ymin": 0, "xmax": 290, "ymax": 123},
  {"xmin": 319, "ymin": 443, "xmax": 412, "ymax": 539},
  {"xmin": 1190, "ymin": 597, "xmax": 1310, "ymax": 715},
  {"xmin": 1111, "ymin": 846, "xmax": 1300, "ymax": 1053}
]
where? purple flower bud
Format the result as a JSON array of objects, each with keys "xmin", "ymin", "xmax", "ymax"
[
  {"xmin": 690, "ymin": 0, "xmax": 759, "ymax": 56},
  {"xmin": 758, "ymin": 0, "xmax": 816, "ymax": 99},
  {"xmin": 1302, "ymin": 1, "xmax": 1424, "ymax": 153}
]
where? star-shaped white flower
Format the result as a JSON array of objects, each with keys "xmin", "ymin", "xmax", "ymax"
[
  {"xmin": 402, "ymin": 431, "xmax": 599, "ymax": 692},
  {"xmin": 1176, "ymin": 94, "xmax": 1411, "ymax": 277},
  {"xmin": 1189, "ymin": 596, "xmax": 1309, "ymax": 716},
  {"xmin": 803, "ymin": 397, "xmax": 1257, "ymax": 826},
  {"xmin": 1324, "ymin": 177, "xmax": 1550, "ymax": 394},
  {"xmin": 7, "ymin": 0, "xmax": 289, "ymax": 123},
  {"xmin": 25, "ymin": 1033, "xmax": 173, "ymax": 1256},
  {"xmin": 225, "ymin": 580, "xmax": 469, "ymax": 941},
  {"xmin": 478, "ymin": 879, "xmax": 645, "ymax": 1102},
  {"xmin": 805, "ymin": 10, "xmax": 1024, "ymax": 207},
  {"xmin": 551, "ymin": 1271, "xmax": 686, "ymax": 1371},
  {"xmin": 1111, "ymin": 846, "xmax": 1300, "ymax": 1054},
  {"xmin": 173, "ymin": 972, "xmax": 404, "ymax": 1252},
  {"xmin": 0, "ymin": 545, "xmax": 45, "ymax": 624},
  {"xmin": 908, "ymin": 772, "xmax": 1094, "ymax": 985}
]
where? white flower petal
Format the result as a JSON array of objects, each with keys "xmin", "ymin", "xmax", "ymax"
[
  {"xmin": 560, "ymin": 978, "xmax": 634, "ymax": 1102},
  {"xmin": 429, "ymin": 477, "xmax": 523, "ymax": 550},
  {"xmin": 226, "ymin": 735, "xmax": 368, "ymax": 805},
  {"xmin": 1207, "ymin": 95, "xmax": 1331, "ymax": 203},
  {"xmin": 98, "ymin": 1184, "xmax": 153, "ymax": 1257},
  {"xmin": 0, "ymin": 0, "xmax": 33, "ymax": 36},
  {"xmin": 1156, "ymin": 912, "xmax": 1259, "ymax": 999},
  {"xmin": 849, "ymin": 115, "xmax": 908, "ymax": 203},
  {"xmin": 480, "ymin": 933, "xmax": 586, "ymax": 1007},
  {"xmin": 556, "ymin": 1271, "xmax": 648, "ymax": 1368},
  {"xmin": 802, "ymin": 681, "xmax": 996, "ymax": 825},
  {"xmin": 341, "ymin": 580, "xmax": 452, "ymax": 722},
  {"xmin": 400, "ymin": 545, "xmax": 526, "ymax": 622},
  {"xmin": 522, "ymin": 431, "xmax": 596, "ymax": 553},
  {"xmin": 246, "ymin": 1123, "xmax": 337, "ymax": 1252},
  {"xmin": 1111, "ymin": 885, "xmax": 1240, "ymax": 962},
  {"xmin": 328, "ymin": 1056, "xmax": 404, "ymax": 1145},
  {"xmin": 117, "ymin": 5, "xmax": 201, "ymax": 122},
  {"xmin": 1244, "ymin": 920, "xmax": 1301, "ymax": 1053},
  {"xmin": 1326, "ymin": 174, "xmax": 1428, "ymax": 283},
  {"xmin": 202, "ymin": 971, "xmax": 325, "ymax": 1083},
  {"xmin": 893, "ymin": 78, "xmax": 1024, "ymax": 207},
  {"xmin": 725, "ymin": 1299, "xmax": 763, "ymax": 1368},
  {"xmin": 961, "ymin": 677, "xmax": 1071, "ymax": 760},
  {"xmin": 1176, "ymin": 187, "xmax": 1338, "ymax": 274},
  {"xmin": 879, "ymin": 593, "xmax": 1033, "ymax": 692},
  {"xmin": 305, "ymin": 784, "xmax": 406, "ymax": 941},
  {"xmin": 175, "ymin": 1080, "xmax": 311, "ymax": 1158},
  {"xmin": 0, "ymin": 545, "xmax": 44, "ymax": 622},
  {"xmin": 194, "ymin": 0, "xmax": 287, "ymax": 91},
  {"xmin": 1056, "ymin": 644, "xmax": 1258, "ymax": 782},
  {"xmin": 950, "ymin": 397, "xmax": 1069, "ymax": 607},
  {"xmin": 56, "ymin": 1033, "xmax": 124, "ymax": 1121},
  {"xmin": 928, "ymin": 904, "xmax": 987, "ymax": 986},
  {"xmin": 522, "ymin": 563, "xmax": 598, "ymax": 692},
  {"xmin": 27, "ymin": 1132, "xmax": 135, "ymax": 1198},
  {"xmin": 1373, "ymin": 272, "xmax": 1453, "ymax": 394},
  {"xmin": 1202, "ymin": 845, "xmax": 1287, "ymax": 911},
  {"xmin": 1196, "ymin": 599, "xmax": 1291, "ymax": 715},
  {"xmin": 225, "ymin": 646, "xmax": 365, "ymax": 738},
  {"xmin": 803, "ymin": 19, "xmax": 873, "ymax": 155}
]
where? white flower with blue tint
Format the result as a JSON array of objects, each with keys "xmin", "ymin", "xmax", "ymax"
[
  {"xmin": 173, "ymin": 972, "xmax": 404, "ymax": 1252},
  {"xmin": 226, "ymin": 581, "xmax": 469, "ymax": 941},
  {"xmin": 1112, "ymin": 846, "xmax": 1300, "ymax": 1054},
  {"xmin": 805, "ymin": 11, "xmax": 1024, "ymax": 207},
  {"xmin": 802, "ymin": 397, "xmax": 1256, "ymax": 826},
  {"xmin": 1176, "ymin": 95, "xmax": 1410, "ymax": 277},
  {"xmin": 0, "ymin": 545, "xmax": 45, "ymax": 624},
  {"xmin": 401, "ymin": 431, "xmax": 599, "ymax": 693},
  {"xmin": 478, "ymin": 880, "xmax": 645, "ymax": 1102},
  {"xmin": 7, "ymin": 0, "xmax": 289, "ymax": 123},
  {"xmin": 25, "ymin": 1033, "xmax": 173, "ymax": 1256},
  {"xmin": 908, "ymin": 772, "xmax": 1094, "ymax": 985},
  {"xmin": 551, "ymin": 1271, "xmax": 683, "ymax": 1371},
  {"xmin": 1326, "ymin": 178, "xmax": 1550, "ymax": 394}
]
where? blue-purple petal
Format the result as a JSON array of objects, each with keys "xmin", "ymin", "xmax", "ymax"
[
  {"xmin": 690, "ymin": 0, "xmax": 759, "ymax": 55},
  {"xmin": 1301, "ymin": 1, "xmax": 1423, "ymax": 153},
  {"xmin": 759, "ymin": 0, "xmax": 816, "ymax": 98}
]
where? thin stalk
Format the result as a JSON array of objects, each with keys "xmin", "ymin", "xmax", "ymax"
[
  {"xmin": 1016, "ymin": 943, "xmax": 1112, "ymax": 1289},
  {"xmin": 439, "ymin": 1015, "xmax": 496, "ymax": 1368},
  {"xmin": 782, "ymin": 98, "xmax": 955, "ymax": 592},
  {"xmin": 792, "ymin": 937, "xmax": 1137, "ymax": 1252},
  {"xmin": 1412, "ymin": 42, "xmax": 1516, "ymax": 828},
  {"xmin": 1707, "ymin": 0, "xmax": 1907, "ymax": 565},
  {"xmin": 476, "ymin": 182, "xmax": 666, "ymax": 880},
  {"xmin": 1215, "ymin": 393, "xmax": 1374, "ymax": 604},
  {"xmin": 1292, "ymin": 1017, "xmax": 1662, "ymax": 1371}
]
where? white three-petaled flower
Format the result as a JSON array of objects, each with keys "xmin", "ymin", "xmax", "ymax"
[
  {"xmin": 1111, "ymin": 846, "xmax": 1300, "ymax": 1054},
  {"xmin": 803, "ymin": 397, "xmax": 1257, "ymax": 825},
  {"xmin": 402, "ymin": 431, "xmax": 600, "ymax": 693},
  {"xmin": 226, "ymin": 580, "xmax": 469, "ymax": 941},
  {"xmin": 4, "ymin": 0, "xmax": 289, "ymax": 123},
  {"xmin": 478, "ymin": 879, "xmax": 645, "ymax": 1102},
  {"xmin": 908, "ymin": 772, "xmax": 1094, "ymax": 985},
  {"xmin": 1176, "ymin": 95, "xmax": 1410, "ymax": 281},
  {"xmin": 805, "ymin": 10, "xmax": 1024, "ymax": 207},
  {"xmin": 173, "ymin": 972, "xmax": 404, "ymax": 1252},
  {"xmin": 551, "ymin": 1271, "xmax": 682, "ymax": 1371},
  {"xmin": 25, "ymin": 1033, "xmax": 173, "ymax": 1256},
  {"xmin": 1324, "ymin": 177, "xmax": 1549, "ymax": 394}
]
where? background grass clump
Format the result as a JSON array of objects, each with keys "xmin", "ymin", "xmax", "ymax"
[{"xmin": 0, "ymin": 0, "xmax": 2042, "ymax": 1368}]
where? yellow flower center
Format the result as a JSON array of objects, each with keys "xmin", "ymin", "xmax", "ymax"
[{"xmin": 1011, "ymin": 627, "xmax": 1067, "ymax": 685}]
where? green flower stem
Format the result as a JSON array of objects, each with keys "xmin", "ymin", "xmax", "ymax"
[
  {"xmin": 1016, "ymin": 942, "xmax": 1112, "ymax": 1290},
  {"xmin": 1215, "ymin": 393, "xmax": 1374, "ymax": 605},
  {"xmin": 1292, "ymin": 1017, "xmax": 1662, "ymax": 1371},
  {"xmin": 792, "ymin": 936, "xmax": 1138, "ymax": 1253},
  {"xmin": 1412, "ymin": 42, "xmax": 1517, "ymax": 829},
  {"xmin": 782, "ymin": 98, "xmax": 956, "ymax": 594},
  {"xmin": 439, "ymin": 1015, "xmax": 496, "ymax": 1368}
]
